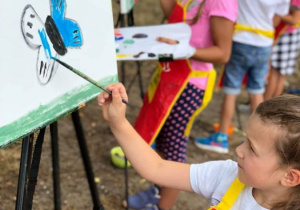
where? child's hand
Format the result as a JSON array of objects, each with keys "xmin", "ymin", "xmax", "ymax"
[{"xmin": 97, "ymin": 83, "xmax": 128, "ymax": 126}]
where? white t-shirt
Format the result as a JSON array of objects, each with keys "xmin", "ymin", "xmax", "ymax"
[
  {"xmin": 233, "ymin": 0, "xmax": 290, "ymax": 46},
  {"xmin": 190, "ymin": 160, "xmax": 268, "ymax": 210}
]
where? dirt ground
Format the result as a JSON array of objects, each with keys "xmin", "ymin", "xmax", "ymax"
[{"xmin": 1, "ymin": 1, "xmax": 300, "ymax": 210}]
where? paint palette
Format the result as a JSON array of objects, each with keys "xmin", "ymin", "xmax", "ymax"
[{"xmin": 115, "ymin": 23, "xmax": 195, "ymax": 61}]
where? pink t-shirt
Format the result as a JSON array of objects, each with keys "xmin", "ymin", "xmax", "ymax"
[
  {"xmin": 286, "ymin": 0, "xmax": 300, "ymax": 33},
  {"xmin": 186, "ymin": 0, "xmax": 238, "ymax": 88}
]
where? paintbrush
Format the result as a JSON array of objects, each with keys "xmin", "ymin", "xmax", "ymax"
[{"xmin": 51, "ymin": 57, "xmax": 129, "ymax": 105}]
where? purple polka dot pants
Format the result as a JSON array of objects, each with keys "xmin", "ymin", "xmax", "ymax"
[{"xmin": 156, "ymin": 83, "xmax": 205, "ymax": 162}]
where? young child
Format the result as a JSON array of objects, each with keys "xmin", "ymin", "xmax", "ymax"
[
  {"xmin": 265, "ymin": 0, "xmax": 300, "ymax": 100},
  {"xmin": 196, "ymin": 0, "xmax": 290, "ymax": 154},
  {"xmin": 131, "ymin": 0, "xmax": 238, "ymax": 209},
  {"xmin": 98, "ymin": 83, "xmax": 300, "ymax": 210}
]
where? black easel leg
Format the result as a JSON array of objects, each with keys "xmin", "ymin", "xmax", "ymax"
[
  {"xmin": 128, "ymin": 9, "xmax": 134, "ymax": 26},
  {"xmin": 124, "ymin": 157, "xmax": 129, "ymax": 210},
  {"xmin": 25, "ymin": 128, "xmax": 46, "ymax": 210},
  {"xmin": 136, "ymin": 61, "xmax": 144, "ymax": 99},
  {"xmin": 121, "ymin": 62, "xmax": 126, "ymax": 85},
  {"xmin": 71, "ymin": 111, "xmax": 104, "ymax": 210},
  {"xmin": 119, "ymin": 13, "xmax": 126, "ymax": 86},
  {"xmin": 120, "ymin": 13, "xmax": 125, "ymax": 27},
  {"xmin": 50, "ymin": 122, "xmax": 61, "ymax": 210},
  {"xmin": 15, "ymin": 136, "xmax": 32, "ymax": 210},
  {"xmin": 23, "ymin": 135, "xmax": 34, "ymax": 209}
]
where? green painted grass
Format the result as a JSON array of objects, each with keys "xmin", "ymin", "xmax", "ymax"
[{"xmin": 0, "ymin": 75, "xmax": 118, "ymax": 148}]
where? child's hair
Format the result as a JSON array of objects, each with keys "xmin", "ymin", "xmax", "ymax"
[
  {"xmin": 255, "ymin": 94, "xmax": 300, "ymax": 210},
  {"xmin": 189, "ymin": 0, "xmax": 206, "ymax": 25}
]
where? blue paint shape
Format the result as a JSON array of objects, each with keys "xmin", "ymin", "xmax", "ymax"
[
  {"xmin": 51, "ymin": 0, "xmax": 83, "ymax": 47},
  {"xmin": 38, "ymin": 29, "xmax": 52, "ymax": 59},
  {"xmin": 115, "ymin": 36, "xmax": 124, "ymax": 41}
]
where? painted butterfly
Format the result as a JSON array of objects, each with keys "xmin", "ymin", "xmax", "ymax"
[{"xmin": 21, "ymin": 0, "xmax": 83, "ymax": 84}]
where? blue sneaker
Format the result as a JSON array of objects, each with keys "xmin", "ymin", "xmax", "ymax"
[
  {"xmin": 195, "ymin": 132, "xmax": 229, "ymax": 154},
  {"xmin": 123, "ymin": 185, "xmax": 161, "ymax": 209}
]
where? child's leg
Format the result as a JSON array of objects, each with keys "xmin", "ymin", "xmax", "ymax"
[
  {"xmin": 249, "ymin": 93, "xmax": 264, "ymax": 112},
  {"xmin": 247, "ymin": 44, "xmax": 271, "ymax": 109},
  {"xmin": 155, "ymin": 83, "xmax": 205, "ymax": 162},
  {"xmin": 195, "ymin": 41, "xmax": 247, "ymax": 153},
  {"xmin": 264, "ymin": 68, "xmax": 280, "ymax": 100},
  {"xmin": 219, "ymin": 94, "xmax": 236, "ymax": 134},
  {"xmin": 220, "ymin": 42, "xmax": 251, "ymax": 132},
  {"xmin": 155, "ymin": 84, "xmax": 205, "ymax": 209},
  {"xmin": 274, "ymin": 74, "xmax": 285, "ymax": 96},
  {"xmin": 268, "ymin": 28, "xmax": 300, "ymax": 98}
]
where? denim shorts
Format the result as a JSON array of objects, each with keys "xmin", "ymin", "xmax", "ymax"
[{"xmin": 223, "ymin": 41, "xmax": 271, "ymax": 95}]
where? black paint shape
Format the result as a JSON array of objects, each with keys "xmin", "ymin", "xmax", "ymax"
[
  {"xmin": 43, "ymin": 63, "xmax": 46, "ymax": 77},
  {"xmin": 132, "ymin": 33, "xmax": 148, "ymax": 39},
  {"xmin": 40, "ymin": 61, "xmax": 44, "ymax": 75},
  {"xmin": 26, "ymin": 32, "xmax": 33, "ymax": 39},
  {"xmin": 27, "ymin": 22, "xmax": 33, "ymax": 28},
  {"xmin": 148, "ymin": 53, "xmax": 156, "ymax": 57},
  {"xmin": 45, "ymin": 15, "xmax": 67, "ymax": 55}
]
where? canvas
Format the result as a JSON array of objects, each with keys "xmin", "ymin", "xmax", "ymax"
[{"xmin": 0, "ymin": 0, "xmax": 118, "ymax": 147}]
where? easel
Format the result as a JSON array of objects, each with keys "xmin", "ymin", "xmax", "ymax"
[
  {"xmin": 15, "ymin": 110, "xmax": 104, "ymax": 210},
  {"xmin": 115, "ymin": 4, "xmax": 145, "ymax": 99}
]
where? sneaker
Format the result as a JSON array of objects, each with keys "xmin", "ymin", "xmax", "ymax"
[
  {"xmin": 195, "ymin": 132, "xmax": 229, "ymax": 154},
  {"xmin": 123, "ymin": 185, "xmax": 161, "ymax": 209}
]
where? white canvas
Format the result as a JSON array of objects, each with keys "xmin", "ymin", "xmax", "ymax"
[{"xmin": 0, "ymin": 0, "xmax": 118, "ymax": 147}]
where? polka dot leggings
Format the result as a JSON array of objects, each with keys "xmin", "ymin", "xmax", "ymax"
[{"xmin": 156, "ymin": 83, "xmax": 205, "ymax": 162}]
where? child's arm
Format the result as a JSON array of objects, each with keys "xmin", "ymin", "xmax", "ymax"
[
  {"xmin": 190, "ymin": 16, "xmax": 234, "ymax": 64},
  {"xmin": 280, "ymin": 10, "xmax": 300, "ymax": 25},
  {"xmin": 273, "ymin": 14, "xmax": 282, "ymax": 27},
  {"xmin": 98, "ymin": 83, "xmax": 193, "ymax": 192},
  {"xmin": 159, "ymin": 0, "xmax": 177, "ymax": 19}
]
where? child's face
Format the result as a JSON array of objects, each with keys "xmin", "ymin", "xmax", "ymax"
[{"xmin": 235, "ymin": 114, "xmax": 285, "ymax": 189}]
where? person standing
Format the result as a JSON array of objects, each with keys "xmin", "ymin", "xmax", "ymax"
[
  {"xmin": 128, "ymin": 0, "xmax": 238, "ymax": 209},
  {"xmin": 265, "ymin": 0, "xmax": 300, "ymax": 100},
  {"xmin": 196, "ymin": 0, "xmax": 290, "ymax": 154}
]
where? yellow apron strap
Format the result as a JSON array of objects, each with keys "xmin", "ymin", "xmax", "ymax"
[
  {"xmin": 234, "ymin": 24, "xmax": 274, "ymax": 38},
  {"xmin": 176, "ymin": 0, "xmax": 189, "ymax": 20},
  {"xmin": 177, "ymin": 0, "xmax": 200, "ymax": 21},
  {"xmin": 207, "ymin": 178, "xmax": 245, "ymax": 210}
]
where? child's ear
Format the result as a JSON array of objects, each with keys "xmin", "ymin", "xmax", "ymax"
[{"xmin": 281, "ymin": 169, "xmax": 300, "ymax": 187}]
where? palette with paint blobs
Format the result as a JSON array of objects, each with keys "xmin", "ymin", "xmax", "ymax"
[{"xmin": 115, "ymin": 23, "xmax": 195, "ymax": 61}]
